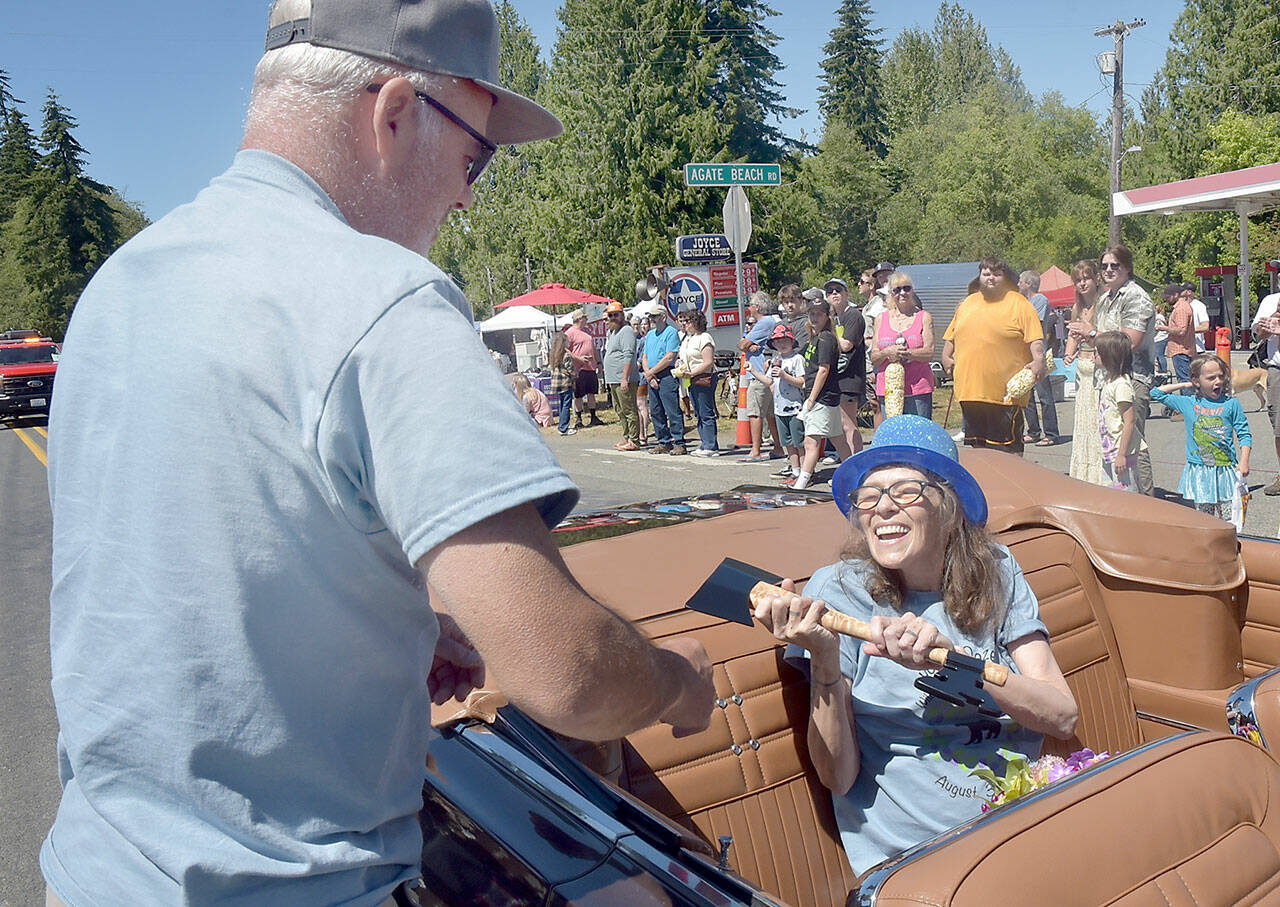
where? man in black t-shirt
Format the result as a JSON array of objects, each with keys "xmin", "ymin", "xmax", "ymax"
[{"xmin": 789, "ymin": 299, "xmax": 851, "ymax": 490}]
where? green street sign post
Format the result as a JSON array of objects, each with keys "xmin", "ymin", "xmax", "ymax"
[
  {"xmin": 684, "ymin": 161, "xmax": 780, "ymax": 326},
  {"xmin": 683, "ymin": 163, "xmax": 781, "ymax": 187}
]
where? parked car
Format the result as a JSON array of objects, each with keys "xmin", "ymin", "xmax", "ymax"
[
  {"xmin": 0, "ymin": 333, "xmax": 59, "ymax": 419},
  {"xmin": 415, "ymin": 455, "xmax": 1280, "ymax": 905}
]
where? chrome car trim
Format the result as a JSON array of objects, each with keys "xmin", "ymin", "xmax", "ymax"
[
  {"xmin": 1226, "ymin": 665, "xmax": 1280, "ymax": 749},
  {"xmin": 1133, "ymin": 711, "xmax": 1206, "ymax": 733},
  {"xmin": 853, "ymin": 733, "xmax": 1196, "ymax": 906}
]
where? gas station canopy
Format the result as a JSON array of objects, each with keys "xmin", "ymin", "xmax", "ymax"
[{"xmin": 1113, "ymin": 161, "xmax": 1280, "ymax": 327}]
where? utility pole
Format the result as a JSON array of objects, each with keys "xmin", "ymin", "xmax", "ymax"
[{"xmin": 1096, "ymin": 18, "xmax": 1145, "ymax": 248}]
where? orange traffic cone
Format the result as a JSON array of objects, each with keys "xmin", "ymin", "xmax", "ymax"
[{"xmin": 736, "ymin": 352, "xmax": 752, "ymax": 445}]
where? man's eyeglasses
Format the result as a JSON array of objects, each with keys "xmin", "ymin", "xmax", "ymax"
[
  {"xmin": 890, "ymin": 285, "xmax": 914, "ymax": 295},
  {"xmin": 366, "ymin": 84, "xmax": 497, "ymax": 185},
  {"xmin": 850, "ymin": 478, "xmax": 941, "ymax": 511},
  {"xmin": 1100, "ymin": 262, "xmax": 1123, "ymax": 272}
]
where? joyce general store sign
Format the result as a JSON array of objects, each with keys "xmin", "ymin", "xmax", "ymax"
[{"xmin": 664, "ymin": 264, "xmax": 758, "ymax": 326}]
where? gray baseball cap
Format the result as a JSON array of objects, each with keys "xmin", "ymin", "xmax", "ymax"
[{"xmin": 265, "ymin": 0, "xmax": 562, "ymax": 145}]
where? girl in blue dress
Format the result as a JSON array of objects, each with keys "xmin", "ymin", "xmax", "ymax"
[{"xmin": 1151, "ymin": 352, "xmax": 1252, "ymax": 526}]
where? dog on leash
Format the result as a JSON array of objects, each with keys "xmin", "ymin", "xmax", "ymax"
[{"xmin": 1232, "ymin": 367, "xmax": 1268, "ymax": 411}]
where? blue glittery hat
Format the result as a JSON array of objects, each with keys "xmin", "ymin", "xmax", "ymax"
[{"xmin": 831, "ymin": 414, "xmax": 988, "ymax": 524}]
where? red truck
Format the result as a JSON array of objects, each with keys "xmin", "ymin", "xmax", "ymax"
[{"xmin": 0, "ymin": 330, "xmax": 59, "ymax": 419}]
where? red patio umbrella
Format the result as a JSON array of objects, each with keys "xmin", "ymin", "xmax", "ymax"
[
  {"xmin": 495, "ymin": 283, "xmax": 615, "ymax": 308},
  {"xmin": 1040, "ymin": 265, "xmax": 1076, "ymax": 308}
]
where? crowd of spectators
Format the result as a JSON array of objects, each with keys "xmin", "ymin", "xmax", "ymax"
[{"xmin": 502, "ymin": 249, "xmax": 1271, "ymax": 527}]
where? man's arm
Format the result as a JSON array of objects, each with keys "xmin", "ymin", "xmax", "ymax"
[
  {"xmin": 1028, "ymin": 338, "xmax": 1046, "ymax": 381},
  {"xmin": 420, "ymin": 502, "xmax": 715, "ymax": 741},
  {"xmin": 941, "ymin": 339, "xmax": 955, "ymax": 373}
]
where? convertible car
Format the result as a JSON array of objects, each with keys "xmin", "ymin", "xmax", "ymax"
[{"xmin": 416, "ymin": 451, "xmax": 1280, "ymax": 906}]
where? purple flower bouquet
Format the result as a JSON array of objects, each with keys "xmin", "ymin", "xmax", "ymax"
[{"xmin": 971, "ymin": 748, "xmax": 1110, "ymax": 812}]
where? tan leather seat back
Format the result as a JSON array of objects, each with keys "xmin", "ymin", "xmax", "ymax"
[
  {"xmin": 1001, "ymin": 526, "xmax": 1143, "ymax": 758},
  {"xmin": 619, "ymin": 608, "xmax": 859, "ymax": 907},
  {"xmin": 864, "ymin": 733, "xmax": 1280, "ymax": 906}
]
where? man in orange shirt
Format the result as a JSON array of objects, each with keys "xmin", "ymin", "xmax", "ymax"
[{"xmin": 941, "ymin": 258, "xmax": 1046, "ymax": 454}]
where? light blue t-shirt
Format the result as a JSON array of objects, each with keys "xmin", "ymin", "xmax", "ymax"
[
  {"xmin": 744, "ymin": 314, "xmax": 780, "ymax": 373},
  {"xmin": 42, "ymin": 150, "xmax": 578, "ymax": 905},
  {"xmin": 786, "ymin": 548, "xmax": 1047, "ymax": 876},
  {"xmin": 1150, "ymin": 388, "xmax": 1251, "ymax": 467},
  {"xmin": 643, "ymin": 323, "xmax": 680, "ymax": 373}
]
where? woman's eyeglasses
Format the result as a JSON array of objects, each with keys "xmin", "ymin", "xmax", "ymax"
[
  {"xmin": 850, "ymin": 479, "xmax": 941, "ymax": 511},
  {"xmin": 890, "ymin": 286, "xmax": 914, "ymax": 295}
]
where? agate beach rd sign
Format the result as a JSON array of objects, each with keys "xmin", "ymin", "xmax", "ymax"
[{"xmin": 683, "ymin": 163, "xmax": 782, "ymax": 187}]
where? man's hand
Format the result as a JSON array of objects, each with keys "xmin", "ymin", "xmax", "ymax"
[
  {"xmin": 655, "ymin": 637, "xmax": 715, "ymax": 737},
  {"xmin": 429, "ymin": 613, "xmax": 485, "ymax": 706},
  {"xmin": 619, "ymin": 379, "xmax": 629, "ymax": 393}
]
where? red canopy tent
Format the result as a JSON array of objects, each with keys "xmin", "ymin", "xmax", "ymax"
[
  {"xmin": 495, "ymin": 283, "xmax": 617, "ymax": 309},
  {"xmin": 1039, "ymin": 265, "xmax": 1076, "ymax": 309}
]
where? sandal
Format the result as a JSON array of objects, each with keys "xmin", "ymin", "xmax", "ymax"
[
  {"xmin": 1035, "ymin": 437, "xmax": 1055, "ymax": 447},
  {"xmin": 737, "ymin": 454, "xmax": 769, "ymax": 463},
  {"xmin": 1022, "ymin": 434, "xmax": 1037, "ymax": 443}
]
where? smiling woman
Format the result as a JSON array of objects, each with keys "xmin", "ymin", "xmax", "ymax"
[{"xmin": 751, "ymin": 414, "xmax": 1078, "ymax": 876}]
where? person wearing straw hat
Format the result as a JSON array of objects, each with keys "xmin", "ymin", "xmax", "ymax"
[
  {"xmin": 751, "ymin": 415, "xmax": 1077, "ymax": 876},
  {"xmin": 603, "ymin": 300, "xmax": 640, "ymax": 449},
  {"xmin": 41, "ymin": 2, "xmax": 714, "ymax": 903}
]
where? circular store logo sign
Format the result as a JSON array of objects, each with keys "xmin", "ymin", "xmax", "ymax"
[{"xmin": 666, "ymin": 273, "xmax": 709, "ymax": 319}]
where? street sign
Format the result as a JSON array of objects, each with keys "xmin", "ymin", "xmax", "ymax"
[
  {"xmin": 722, "ymin": 186, "xmax": 752, "ymax": 254},
  {"xmin": 676, "ymin": 233, "xmax": 733, "ymax": 263},
  {"xmin": 684, "ymin": 163, "xmax": 781, "ymax": 187}
]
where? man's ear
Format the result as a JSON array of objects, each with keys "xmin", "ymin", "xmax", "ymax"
[{"xmin": 368, "ymin": 77, "xmax": 420, "ymax": 172}]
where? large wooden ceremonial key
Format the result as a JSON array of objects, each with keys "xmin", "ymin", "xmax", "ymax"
[{"xmin": 747, "ymin": 581, "xmax": 1010, "ymax": 687}]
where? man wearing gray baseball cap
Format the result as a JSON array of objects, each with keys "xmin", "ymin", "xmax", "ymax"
[{"xmin": 41, "ymin": 2, "xmax": 713, "ymax": 905}]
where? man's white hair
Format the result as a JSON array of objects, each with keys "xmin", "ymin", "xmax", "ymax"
[{"xmin": 247, "ymin": 0, "xmax": 450, "ymax": 140}]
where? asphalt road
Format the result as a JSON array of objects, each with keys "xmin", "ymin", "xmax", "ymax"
[
  {"xmin": 0, "ymin": 416, "xmax": 58, "ymax": 906},
  {"xmin": 5, "ymin": 367, "xmax": 1278, "ymax": 901}
]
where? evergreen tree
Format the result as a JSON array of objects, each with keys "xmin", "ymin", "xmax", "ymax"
[
  {"xmin": 706, "ymin": 0, "xmax": 796, "ymax": 162},
  {"xmin": 536, "ymin": 0, "xmax": 728, "ymax": 300},
  {"xmin": 817, "ymin": 0, "xmax": 887, "ymax": 156},
  {"xmin": 39, "ymin": 91, "xmax": 94, "ymax": 185},
  {"xmin": 434, "ymin": 1, "xmax": 554, "ymax": 312},
  {"xmin": 879, "ymin": 27, "xmax": 937, "ymax": 138},
  {"xmin": 0, "ymin": 107, "xmax": 39, "ymax": 223},
  {"xmin": 879, "ymin": 3, "xmax": 1027, "ymax": 143},
  {"xmin": 0, "ymin": 69, "xmax": 19, "ymax": 119}
]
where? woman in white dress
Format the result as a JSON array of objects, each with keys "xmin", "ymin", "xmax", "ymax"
[{"xmin": 1064, "ymin": 261, "xmax": 1103, "ymax": 484}]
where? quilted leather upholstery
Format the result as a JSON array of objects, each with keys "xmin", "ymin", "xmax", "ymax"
[{"xmin": 863, "ymin": 733, "xmax": 1280, "ymax": 906}]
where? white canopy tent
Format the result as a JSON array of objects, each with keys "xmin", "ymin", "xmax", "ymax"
[
  {"xmin": 1113, "ymin": 161, "xmax": 1280, "ymax": 329},
  {"xmin": 477, "ymin": 306, "xmax": 571, "ymax": 333}
]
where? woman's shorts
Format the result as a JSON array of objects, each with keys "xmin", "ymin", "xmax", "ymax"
[
  {"xmin": 574, "ymin": 369, "xmax": 599, "ymax": 397},
  {"xmin": 802, "ymin": 402, "xmax": 843, "ymax": 438},
  {"xmin": 775, "ymin": 412, "xmax": 805, "ymax": 448}
]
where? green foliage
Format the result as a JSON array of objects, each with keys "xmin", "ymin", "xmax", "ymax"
[
  {"xmin": 0, "ymin": 83, "xmax": 148, "ymax": 338},
  {"xmin": 881, "ymin": 3, "xmax": 1028, "ymax": 142},
  {"xmin": 818, "ymin": 0, "xmax": 887, "ymax": 156},
  {"xmin": 1131, "ymin": 0, "xmax": 1280, "ymax": 297},
  {"xmin": 706, "ymin": 0, "xmax": 796, "ymax": 162},
  {"xmin": 874, "ymin": 87, "xmax": 1107, "ymax": 269}
]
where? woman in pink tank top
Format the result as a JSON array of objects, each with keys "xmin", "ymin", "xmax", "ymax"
[{"xmin": 869, "ymin": 271, "xmax": 936, "ymax": 419}]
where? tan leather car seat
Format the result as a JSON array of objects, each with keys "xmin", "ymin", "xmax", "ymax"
[{"xmin": 859, "ymin": 732, "xmax": 1280, "ymax": 906}]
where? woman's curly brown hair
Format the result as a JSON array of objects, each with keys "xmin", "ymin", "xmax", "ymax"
[{"xmin": 836, "ymin": 475, "xmax": 1006, "ymax": 634}]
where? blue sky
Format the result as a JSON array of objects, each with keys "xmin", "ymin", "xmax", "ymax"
[{"xmin": 1, "ymin": 1, "xmax": 1179, "ymax": 221}]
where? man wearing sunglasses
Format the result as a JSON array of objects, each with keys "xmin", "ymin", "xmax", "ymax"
[
  {"xmin": 41, "ymin": 2, "xmax": 715, "ymax": 904},
  {"xmin": 1093, "ymin": 245, "xmax": 1158, "ymax": 495}
]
